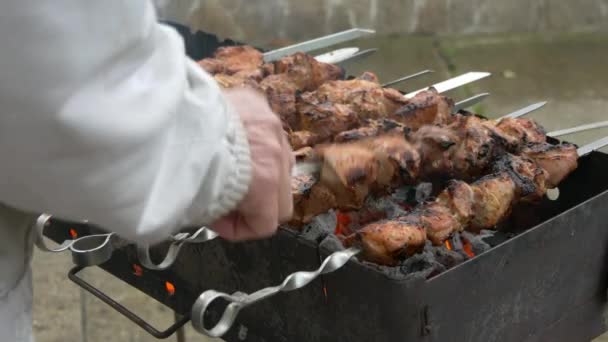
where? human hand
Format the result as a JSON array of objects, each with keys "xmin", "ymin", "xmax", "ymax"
[{"xmin": 212, "ymin": 88, "xmax": 294, "ymax": 240}]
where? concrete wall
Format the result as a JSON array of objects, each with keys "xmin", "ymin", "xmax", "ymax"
[{"xmin": 156, "ymin": 0, "xmax": 608, "ymax": 45}]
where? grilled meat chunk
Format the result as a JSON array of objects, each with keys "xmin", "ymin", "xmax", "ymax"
[
  {"xmin": 198, "ymin": 46, "xmax": 264, "ymax": 78},
  {"xmin": 296, "ymin": 103, "xmax": 359, "ymax": 145},
  {"xmin": 334, "ymin": 119, "xmax": 406, "ymax": 143},
  {"xmin": 268, "ymin": 52, "xmax": 345, "ymax": 91},
  {"xmin": 344, "ymin": 218, "xmax": 426, "ymax": 265},
  {"xmin": 519, "ymin": 143, "xmax": 578, "ymax": 188},
  {"xmin": 393, "ymin": 88, "xmax": 454, "ymax": 130}
]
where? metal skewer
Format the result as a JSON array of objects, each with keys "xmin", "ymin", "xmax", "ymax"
[
  {"xmin": 501, "ymin": 101, "xmax": 547, "ymax": 119},
  {"xmin": 314, "ymin": 47, "xmax": 360, "ymax": 63},
  {"xmin": 548, "ymin": 120, "xmax": 608, "ymax": 138},
  {"xmin": 499, "ymin": 101, "xmax": 547, "ymax": 120},
  {"xmin": 405, "ymin": 72, "xmax": 491, "ymax": 99},
  {"xmin": 381, "ymin": 70, "xmax": 434, "ymax": 88},
  {"xmin": 263, "ymin": 28, "xmax": 375, "ymax": 62},
  {"xmin": 338, "ymin": 48, "xmax": 378, "ymax": 64},
  {"xmin": 452, "ymin": 93, "xmax": 490, "ymax": 112},
  {"xmin": 315, "ymin": 48, "xmax": 378, "ymax": 65}
]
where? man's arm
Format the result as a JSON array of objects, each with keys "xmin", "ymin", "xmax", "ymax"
[{"xmin": 0, "ymin": 0, "xmax": 252, "ymax": 244}]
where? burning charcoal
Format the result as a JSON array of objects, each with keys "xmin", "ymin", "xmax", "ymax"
[
  {"xmin": 390, "ymin": 185, "xmax": 416, "ymax": 204},
  {"xmin": 319, "ymin": 234, "xmax": 345, "ymax": 253},
  {"xmin": 296, "ymin": 211, "xmax": 337, "ymax": 241},
  {"xmin": 478, "ymin": 230, "xmax": 514, "ymax": 247},
  {"xmin": 398, "ymin": 250, "xmax": 446, "ymax": 279},
  {"xmin": 391, "ymin": 183, "xmax": 433, "ymax": 206},
  {"xmin": 364, "ymin": 195, "xmax": 407, "ymax": 218},
  {"xmin": 414, "ymin": 182, "xmax": 433, "ymax": 203},
  {"xmin": 461, "ymin": 231, "xmax": 492, "ymax": 255},
  {"xmin": 431, "ymin": 244, "xmax": 466, "ymax": 269}
]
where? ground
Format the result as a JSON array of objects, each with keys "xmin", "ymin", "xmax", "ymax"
[{"xmin": 32, "ymin": 32, "xmax": 608, "ymax": 342}]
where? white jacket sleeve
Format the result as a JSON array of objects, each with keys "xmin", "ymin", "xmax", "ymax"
[{"xmin": 0, "ymin": 0, "xmax": 251, "ymax": 244}]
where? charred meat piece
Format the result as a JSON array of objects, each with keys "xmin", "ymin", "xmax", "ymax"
[
  {"xmin": 435, "ymin": 180, "xmax": 475, "ymax": 227},
  {"xmin": 290, "ymin": 131, "xmax": 324, "ymax": 151},
  {"xmin": 393, "ymin": 88, "xmax": 454, "ymax": 129},
  {"xmin": 492, "ymin": 117, "xmax": 547, "ymax": 147},
  {"xmin": 467, "ymin": 173, "xmax": 517, "ymax": 233},
  {"xmin": 297, "ymin": 103, "xmax": 359, "ymax": 143},
  {"xmin": 520, "ymin": 142, "xmax": 578, "ymax": 188},
  {"xmin": 343, "ymin": 217, "xmax": 426, "ymax": 265},
  {"xmin": 260, "ymin": 75, "xmax": 299, "ymax": 129},
  {"xmin": 296, "ymin": 76, "xmax": 408, "ymax": 126},
  {"xmin": 198, "ymin": 46, "xmax": 264, "ymax": 78},
  {"xmin": 268, "ymin": 52, "xmax": 345, "ymax": 91},
  {"xmin": 290, "ymin": 178, "xmax": 338, "ymax": 226},
  {"xmin": 334, "ymin": 119, "xmax": 406, "ymax": 143}
]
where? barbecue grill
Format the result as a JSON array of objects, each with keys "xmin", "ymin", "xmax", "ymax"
[{"xmin": 37, "ymin": 24, "xmax": 608, "ymax": 342}]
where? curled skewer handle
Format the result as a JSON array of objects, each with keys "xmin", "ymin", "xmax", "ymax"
[
  {"xmin": 191, "ymin": 247, "xmax": 361, "ymax": 337},
  {"xmin": 34, "ymin": 213, "xmax": 116, "ymax": 266},
  {"xmin": 35, "ymin": 214, "xmax": 71, "ymax": 252},
  {"xmin": 137, "ymin": 227, "xmax": 219, "ymax": 271}
]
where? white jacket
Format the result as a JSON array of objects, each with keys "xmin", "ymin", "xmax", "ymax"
[
  {"xmin": 0, "ymin": 1, "xmax": 252, "ymax": 340},
  {"xmin": 0, "ymin": 0, "xmax": 252, "ymax": 243}
]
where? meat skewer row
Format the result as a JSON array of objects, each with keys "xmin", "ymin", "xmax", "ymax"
[
  {"xmin": 291, "ymin": 114, "xmax": 547, "ymax": 225},
  {"xmin": 341, "ymin": 142, "xmax": 579, "ymax": 265},
  {"xmin": 200, "ymin": 47, "xmax": 451, "ymax": 139},
  {"xmin": 198, "ymin": 46, "xmax": 346, "ymax": 129},
  {"xmin": 289, "ymin": 75, "xmax": 454, "ymax": 149}
]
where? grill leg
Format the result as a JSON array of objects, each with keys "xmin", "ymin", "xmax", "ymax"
[
  {"xmin": 80, "ymin": 288, "xmax": 88, "ymax": 342},
  {"xmin": 175, "ymin": 312, "xmax": 186, "ymax": 342}
]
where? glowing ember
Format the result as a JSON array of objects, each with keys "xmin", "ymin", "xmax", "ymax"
[
  {"xmin": 132, "ymin": 264, "xmax": 143, "ymax": 277},
  {"xmin": 323, "ymin": 286, "xmax": 328, "ymax": 298},
  {"xmin": 165, "ymin": 281, "xmax": 176, "ymax": 296},
  {"xmin": 335, "ymin": 212, "xmax": 351, "ymax": 235},
  {"xmin": 69, "ymin": 229, "xmax": 78, "ymax": 239},
  {"xmin": 400, "ymin": 204, "xmax": 413, "ymax": 211},
  {"xmin": 462, "ymin": 239, "xmax": 475, "ymax": 258},
  {"xmin": 444, "ymin": 240, "xmax": 453, "ymax": 251}
]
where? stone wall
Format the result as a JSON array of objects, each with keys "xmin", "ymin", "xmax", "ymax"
[{"xmin": 155, "ymin": 0, "xmax": 608, "ymax": 45}]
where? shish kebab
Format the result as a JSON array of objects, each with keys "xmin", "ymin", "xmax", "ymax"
[
  {"xmin": 343, "ymin": 140, "xmax": 581, "ymax": 265},
  {"xmin": 198, "ymin": 46, "xmax": 439, "ymax": 131},
  {"xmin": 289, "ymin": 72, "xmax": 489, "ymax": 149},
  {"xmin": 190, "ymin": 137, "xmax": 608, "ymax": 340},
  {"xmin": 290, "ymin": 103, "xmax": 549, "ymax": 224},
  {"xmin": 135, "ymin": 113, "xmax": 604, "ymax": 272}
]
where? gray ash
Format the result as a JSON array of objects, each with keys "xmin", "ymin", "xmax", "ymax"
[
  {"xmin": 461, "ymin": 230, "xmax": 494, "ymax": 255},
  {"xmin": 297, "ymin": 211, "xmax": 337, "ymax": 241}
]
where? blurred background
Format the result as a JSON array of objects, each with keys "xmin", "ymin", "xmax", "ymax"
[{"xmin": 34, "ymin": 1, "xmax": 608, "ymax": 341}]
